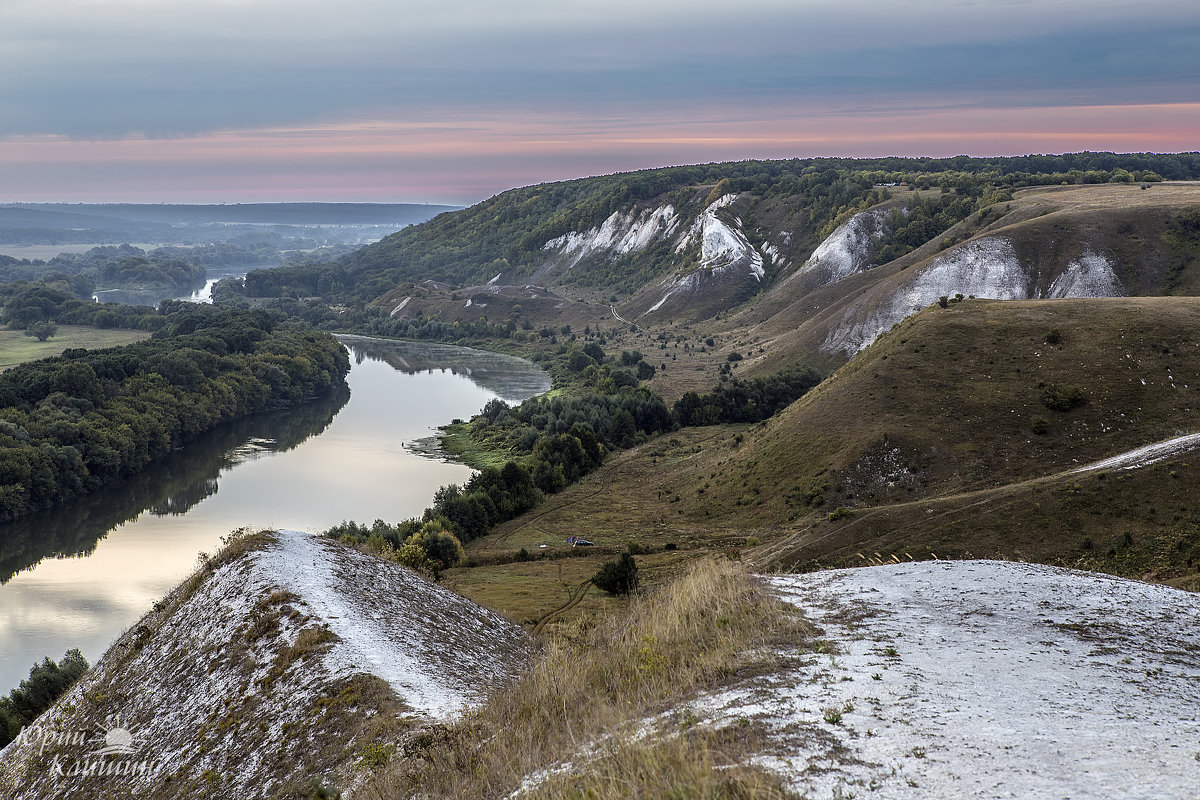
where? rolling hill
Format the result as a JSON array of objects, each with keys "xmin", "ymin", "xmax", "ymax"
[{"xmin": 213, "ymin": 153, "xmax": 1200, "ymax": 594}]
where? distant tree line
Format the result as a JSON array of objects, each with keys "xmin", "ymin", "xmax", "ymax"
[
  {"xmin": 1, "ymin": 281, "xmax": 166, "ymax": 330},
  {"xmin": 0, "ymin": 304, "xmax": 349, "ymax": 522},
  {"xmin": 0, "ymin": 241, "xmax": 299, "ymax": 299},
  {"xmin": 0, "ymin": 650, "xmax": 89, "ymax": 748}
]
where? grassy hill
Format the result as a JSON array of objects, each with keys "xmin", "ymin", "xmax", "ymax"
[
  {"xmin": 208, "ymin": 156, "xmax": 1200, "ymax": 618},
  {"xmin": 439, "ymin": 296, "xmax": 1200, "ymax": 621}
]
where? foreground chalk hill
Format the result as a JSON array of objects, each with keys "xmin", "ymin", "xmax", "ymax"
[
  {"xmin": 746, "ymin": 561, "xmax": 1200, "ymax": 798},
  {"xmin": 0, "ymin": 530, "xmax": 530, "ymax": 799},
  {"xmin": 502, "ymin": 561, "xmax": 1200, "ymax": 799}
]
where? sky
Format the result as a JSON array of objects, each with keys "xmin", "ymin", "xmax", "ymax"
[{"xmin": 0, "ymin": 0, "xmax": 1197, "ymax": 205}]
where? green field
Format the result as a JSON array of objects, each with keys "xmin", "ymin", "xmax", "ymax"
[{"xmin": 0, "ymin": 325, "xmax": 149, "ymax": 369}]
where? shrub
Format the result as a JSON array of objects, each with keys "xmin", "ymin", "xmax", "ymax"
[
  {"xmin": 404, "ymin": 520, "xmax": 464, "ymax": 571},
  {"xmin": 1040, "ymin": 384, "xmax": 1087, "ymax": 412},
  {"xmin": 23, "ymin": 322, "xmax": 57, "ymax": 341},
  {"xmin": 592, "ymin": 552, "xmax": 639, "ymax": 596}
]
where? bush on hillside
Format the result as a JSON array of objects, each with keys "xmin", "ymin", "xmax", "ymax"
[
  {"xmin": 1040, "ymin": 383, "xmax": 1087, "ymax": 412},
  {"xmin": 592, "ymin": 551, "xmax": 639, "ymax": 596}
]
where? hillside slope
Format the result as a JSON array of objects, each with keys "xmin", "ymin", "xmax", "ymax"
[
  {"xmin": 454, "ymin": 296, "xmax": 1200, "ymax": 595},
  {"xmin": 0, "ymin": 530, "xmax": 530, "ymax": 800},
  {"xmin": 225, "ymin": 156, "xmax": 1200, "ymax": 382},
  {"xmin": 727, "ymin": 295, "xmax": 1200, "ymax": 507}
]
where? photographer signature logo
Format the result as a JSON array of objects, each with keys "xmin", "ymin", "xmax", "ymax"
[
  {"xmin": 35, "ymin": 719, "xmax": 166, "ymax": 780},
  {"xmin": 90, "ymin": 725, "xmax": 138, "ymax": 756}
]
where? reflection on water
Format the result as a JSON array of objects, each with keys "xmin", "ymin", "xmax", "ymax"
[
  {"xmin": 0, "ymin": 386, "xmax": 348, "ymax": 585},
  {"xmin": 339, "ymin": 335, "xmax": 551, "ymax": 404},
  {"xmin": 0, "ymin": 338, "xmax": 549, "ymax": 692}
]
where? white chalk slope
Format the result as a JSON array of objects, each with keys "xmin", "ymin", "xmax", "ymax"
[
  {"xmin": 647, "ymin": 194, "xmax": 764, "ymax": 313},
  {"xmin": 822, "ymin": 238, "xmax": 1124, "ymax": 355},
  {"xmin": 541, "ymin": 204, "xmax": 679, "ymax": 271},
  {"xmin": 699, "ymin": 561, "xmax": 1200, "ymax": 799},
  {"xmin": 796, "ymin": 207, "xmax": 892, "ymax": 287},
  {"xmin": 0, "ymin": 530, "xmax": 529, "ymax": 799},
  {"xmin": 268, "ymin": 530, "xmax": 525, "ymax": 718}
]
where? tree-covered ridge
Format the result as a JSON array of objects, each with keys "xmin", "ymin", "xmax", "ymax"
[
  {"xmin": 354, "ymin": 152, "xmax": 1200, "ymax": 281},
  {"xmin": 0, "ymin": 304, "xmax": 349, "ymax": 522},
  {"xmin": 224, "ymin": 152, "xmax": 1200, "ymax": 305}
]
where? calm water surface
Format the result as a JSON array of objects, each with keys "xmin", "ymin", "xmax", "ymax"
[{"xmin": 0, "ymin": 337, "xmax": 549, "ymax": 691}]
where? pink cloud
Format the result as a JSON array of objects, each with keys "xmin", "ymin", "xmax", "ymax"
[{"xmin": 3, "ymin": 102, "xmax": 1197, "ymax": 204}]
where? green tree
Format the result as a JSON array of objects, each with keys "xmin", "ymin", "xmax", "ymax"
[
  {"xmin": 23, "ymin": 322, "xmax": 57, "ymax": 342},
  {"xmin": 405, "ymin": 520, "xmax": 465, "ymax": 568},
  {"xmin": 0, "ymin": 649, "xmax": 89, "ymax": 748}
]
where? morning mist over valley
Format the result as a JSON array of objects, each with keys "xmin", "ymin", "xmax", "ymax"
[{"xmin": 2, "ymin": 1, "xmax": 1199, "ymax": 797}]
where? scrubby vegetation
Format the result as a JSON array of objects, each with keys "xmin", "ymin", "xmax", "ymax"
[
  {"xmin": 673, "ymin": 365, "xmax": 822, "ymax": 426},
  {"xmin": 591, "ymin": 550, "xmax": 640, "ymax": 596},
  {"xmin": 0, "ymin": 304, "xmax": 349, "ymax": 521},
  {"xmin": 361, "ymin": 558, "xmax": 810, "ymax": 799},
  {"xmin": 328, "ymin": 339, "xmax": 681, "ymax": 565},
  {"xmin": 0, "ymin": 650, "xmax": 89, "ymax": 748},
  {"xmin": 326, "ymin": 385, "xmax": 670, "ymax": 564}
]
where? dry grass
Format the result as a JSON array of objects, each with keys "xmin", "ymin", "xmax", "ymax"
[
  {"xmin": 520, "ymin": 730, "xmax": 798, "ymax": 800},
  {"xmin": 361, "ymin": 558, "xmax": 811, "ymax": 799}
]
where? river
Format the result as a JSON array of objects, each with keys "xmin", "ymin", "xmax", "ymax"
[
  {"xmin": 91, "ymin": 266, "xmax": 250, "ymax": 306},
  {"xmin": 0, "ymin": 337, "xmax": 549, "ymax": 692}
]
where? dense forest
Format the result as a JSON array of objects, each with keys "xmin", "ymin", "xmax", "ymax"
[
  {"xmin": 0, "ymin": 303, "xmax": 349, "ymax": 522},
  {"xmin": 222, "ymin": 152, "xmax": 1200, "ymax": 307}
]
